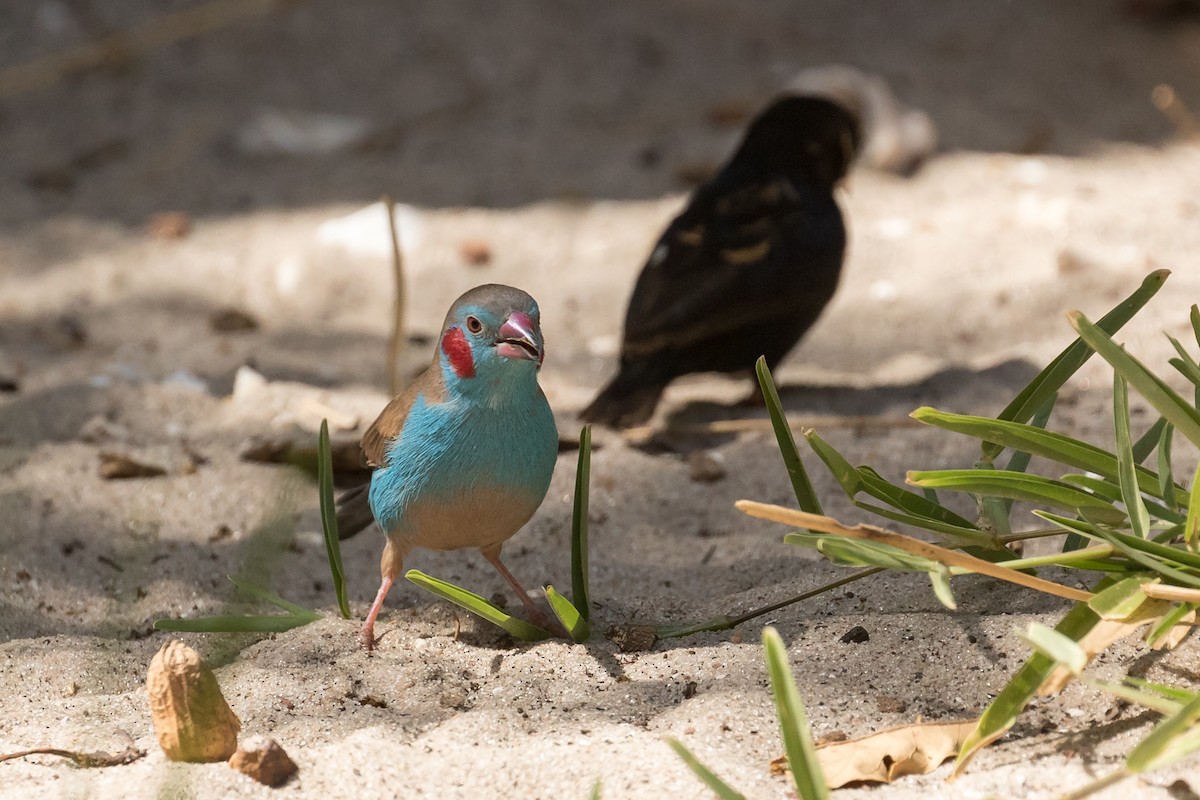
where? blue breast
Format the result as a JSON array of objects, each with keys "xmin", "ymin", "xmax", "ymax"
[{"xmin": 367, "ymin": 388, "xmax": 558, "ymax": 538}]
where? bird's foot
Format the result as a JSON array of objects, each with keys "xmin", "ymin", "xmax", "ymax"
[
  {"xmin": 524, "ymin": 605, "xmax": 567, "ymax": 638},
  {"xmin": 359, "ymin": 623, "xmax": 377, "ymax": 653}
]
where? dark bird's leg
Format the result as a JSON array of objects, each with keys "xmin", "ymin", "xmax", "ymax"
[
  {"xmin": 361, "ymin": 539, "xmax": 405, "ymax": 652},
  {"xmin": 738, "ymin": 380, "xmax": 767, "ymax": 408},
  {"xmin": 579, "ymin": 371, "xmax": 669, "ymax": 429},
  {"xmin": 480, "ymin": 544, "xmax": 557, "ymax": 633}
]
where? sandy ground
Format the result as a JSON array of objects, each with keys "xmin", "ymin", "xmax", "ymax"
[{"xmin": 3, "ymin": 2, "xmax": 1200, "ymax": 798}]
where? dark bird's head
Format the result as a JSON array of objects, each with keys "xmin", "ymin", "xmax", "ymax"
[
  {"xmin": 732, "ymin": 96, "xmax": 861, "ymax": 187},
  {"xmin": 437, "ymin": 284, "xmax": 546, "ymax": 396}
]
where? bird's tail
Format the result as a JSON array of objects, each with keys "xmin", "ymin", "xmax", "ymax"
[
  {"xmin": 579, "ymin": 373, "xmax": 667, "ymax": 429},
  {"xmin": 335, "ymin": 484, "xmax": 377, "ymax": 540}
]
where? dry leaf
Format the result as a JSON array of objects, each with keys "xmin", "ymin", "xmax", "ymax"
[
  {"xmin": 1040, "ymin": 602, "xmax": 1195, "ymax": 694},
  {"xmin": 146, "ymin": 640, "xmax": 241, "ymax": 762},
  {"xmin": 796, "ymin": 719, "xmax": 979, "ymax": 788}
]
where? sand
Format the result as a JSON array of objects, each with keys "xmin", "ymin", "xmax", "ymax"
[{"xmin": 3, "ymin": 2, "xmax": 1200, "ymax": 798}]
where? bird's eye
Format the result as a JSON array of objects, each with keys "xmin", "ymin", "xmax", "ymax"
[{"xmin": 465, "ymin": 315, "xmax": 483, "ymax": 334}]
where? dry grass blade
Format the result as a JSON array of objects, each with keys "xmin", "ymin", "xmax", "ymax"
[
  {"xmin": 1141, "ymin": 583, "xmax": 1200, "ymax": 603},
  {"xmin": 736, "ymin": 501, "xmax": 1093, "ymax": 602},
  {"xmin": 1040, "ymin": 601, "xmax": 1194, "ymax": 694},
  {"xmin": 383, "ymin": 195, "xmax": 407, "ymax": 396}
]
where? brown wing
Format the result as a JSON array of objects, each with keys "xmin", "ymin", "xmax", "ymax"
[{"xmin": 359, "ymin": 364, "xmax": 445, "ymax": 468}]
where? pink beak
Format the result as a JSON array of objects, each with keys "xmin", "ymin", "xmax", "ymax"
[{"xmin": 495, "ymin": 311, "xmax": 543, "ymax": 365}]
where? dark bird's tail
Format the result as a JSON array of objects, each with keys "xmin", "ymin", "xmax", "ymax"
[
  {"xmin": 579, "ymin": 373, "xmax": 668, "ymax": 429},
  {"xmin": 335, "ymin": 484, "xmax": 377, "ymax": 540}
]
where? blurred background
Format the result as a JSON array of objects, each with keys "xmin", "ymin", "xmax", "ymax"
[
  {"xmin": 1, "ymin": 0, "xmax": 1199, "ymax": 221},
  {"xmin": 2, "ymin": 0, "xmax": 1199, "ymax": 398}
]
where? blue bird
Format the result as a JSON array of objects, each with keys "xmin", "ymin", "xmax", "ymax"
[{"xmin": 336, "ymin": 284, "xmax": 559, "ymax": 650}]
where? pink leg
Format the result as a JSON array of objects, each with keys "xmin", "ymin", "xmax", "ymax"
[
  {"xmin": 361, "ymin": 539, "xmax": 404, "ymax": 652},
  {"xmin": 481, "ymin": 545, "xmax": 557, "ymax": 633}
]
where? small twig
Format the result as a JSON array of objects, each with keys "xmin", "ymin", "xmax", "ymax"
[
  {"xmin": 0, "ymin": 0, "xmax": 295, "ymax": 100},
  {"xmin": 0, "ymin": 744, "xmax": 145, "ymax": 768},
  {"xmin": 656, "ymin": 566, "xmax": 884, "ymax": 639},
  {"xmin": 96, "ymin": 554, "xmax": 124, "ymax": 572},
  {"xmin": 383, "ymin": 195, "xmax": 407, "ymax": 397},
  {"xmin": 736, "ymin": 500, "xmax": 1094, "ymax": 603}
]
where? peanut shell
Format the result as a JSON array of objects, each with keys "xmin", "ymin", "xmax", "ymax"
[{"xmin": 146, "ymin": 639, "xmax": 240, "ymax": 762}]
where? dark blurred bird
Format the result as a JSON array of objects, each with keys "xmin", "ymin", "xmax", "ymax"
[
  {"xmin": 580, "ymin": 95, "xmax": 860, "ymax": 428},
  {"xmin": 336, "ymin": 284, "xmax": 558, "ymax": 650}
]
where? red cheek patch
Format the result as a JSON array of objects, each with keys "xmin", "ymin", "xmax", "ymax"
[{"xmin": 441, "ymin": 326, "xmax": 475, "ymax": 378}]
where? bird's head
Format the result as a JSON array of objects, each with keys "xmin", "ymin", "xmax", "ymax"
[
  {"xmin": 436, "ymin": 284, "xmax": 546, "ymax": 399},
  {"xmin": 734, "ymin": 95, "xmax": 861, "ymax": 187}
]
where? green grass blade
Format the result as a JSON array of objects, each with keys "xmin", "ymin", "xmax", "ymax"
[
  {"xmin": 912, "ymin": 407, "xmax": 1183, "ymax": 505},
  {"xmin": 1186, "ymin": 462, "xmax": 1200, "ymax": 550},
  {"xmin": 1126, "ymin": 694, "xmax": 1200, "ymax": 773},
  {"xmin": 1034, "ymin": 510, "xmax": 1100, "ymax": 537},
  {"xmin": 807, "ymin": 432, "xmax": 986, "ymax": 541},
  {"xmin": 858, "ymin": 467, "xmax": 979, "ymax": 529},
  {"xmin": 318, "ymin": 419, "xmax": 351, "ymax": 619},
  {"xmin": 1087, "ymin": 679, "xmax": 1185, "ymax": 716},
  {"xmin": 571, "ymin": 425, "xmax": 592, "ymax": 622},
  {"xmin": 1126, "ymin": 676, "xmax": 1199, "ymax": 706},
  {"xmin": 1133, "ymin": 416, "xmax": 1169, "ymax": 465},
  {"xmin": 1145, "ymin": 602, "xmax": 1195, "ymax": 649},
  {"xmin": 1062, "ymin": 474, "xmax": 1182, "ymax": 523},
  {"xmin": 590, "ymin": 779, "xmax": 602, "ymax": 800},
  {"xmin": 405, "ymin": 569, "xmax": 552, "ymax": 641},
  {"xmin": 846, "ymin": 502, "xmax": 993, "ymax": 545},
  {"xmin": 1101, "ymin": 529, "xmax": 1200, "ymax": 571},
  {"xmin": 756, "ymin": 357, "xmax": 822, "ymax": 514},
  {"xmin": 955, "ymin": 596, "xmax": 1103, "ymax": 774},
  {"xmin": 1069, "ymin": 311, "xmax": 1200, "ymax": 447},
  {"xmin": 153, "ymin": 614, "xmax": 317, "ymax": 633},
  {"xmin": 995, "ymin": 397, "xmax": 1055, "ymax": 523},
  {"xmin": 928, "ymin": 565, "xmax": 957, "ymax": 610},
  {"xmin": 666, "ymin": 739, "xmax": 746, "ymax": 800},
  {"xmin": 1156, "ymin": 423, "xmax": 1176, "ymax": 512},
  {"xmin": 985, "ymin": 268, "xmax": 1169, "ymax": 458},
  {"xmin": 1087, "ymin": 576, "xmax": 1150, "ymax": 620},
  {"xmin": 1090, "ymin": 531, "xmax": 1200, "ymax": 588},
  {"xmin": 1114, "ymin": 376, "xmax": 1151, "ymax": 540},
  {"xmin": 805, "ymin": 430, "xmax": 863, "ymax": 496},
  {"xmin": 228, "ymin": 574, "xmax": 319, "ymax": 617},
  {"xmin": 1022, "ymin": 621, "xmax": 1088, "ymax": 675},
  {"xmin": 907, "ymin": 469, "xmax": 1126, "ymax": 525},
  {"xmin": 1189, "ymin": 305, "xmax": 1200, "ymax": 408},
  {"xmin": 785, "ymin": 532, "xmax": 938, "ymax": 572},
  {"xmin": 763, "ymin": 627, "xmax": 828, "ymax": 800},
  {"xmin": 1166, "ymin": 333, "xmax": 1200, "ymax": 389},
  {"xmin": 545, "ymin": 585, "xmax": 590, "ymax": 643}
]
